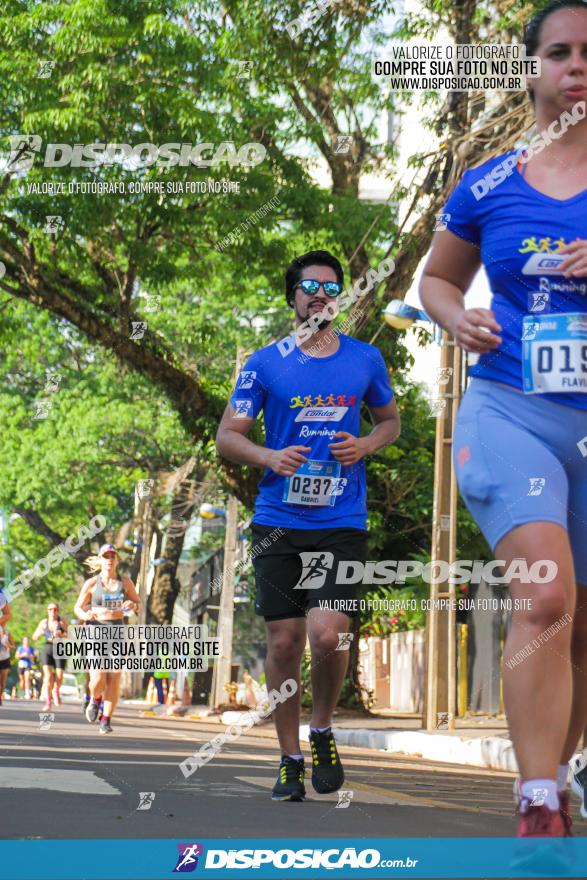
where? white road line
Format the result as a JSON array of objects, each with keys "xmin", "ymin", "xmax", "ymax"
[
  {"xmin": 0, "ymin": 768, "xmax": 120, "ymax": 795},
  {"xmin": 0, "ymin": 756, "xmax": 263, "ymax": 768}
]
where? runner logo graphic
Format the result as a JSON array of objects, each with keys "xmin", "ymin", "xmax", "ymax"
[
  {"xmin": 8, "ymin": 134, "xmax": 41, "ymax": 172},
  {"xmin": 529, "ymin": 291, "xmax": 550, "ymax": 313},
  {"xmin": 530, "ymin": 787, "xmax": 548, "ymax": 807},
  {"xmin": 38, "ymin": 712, "xmax": 54, "ymax": 730},
  {"xmin": 173, "ymin": 843, "xmax": 204, "ymax": 873},
  {"xmin": 528, "ymin": 477, "xmax": 546, "ymax": 497},
  {"xmin": 336, "ymin": 632, "xmax": 354, "ymax": 651},
  {"xmin": 130, "ymin": 321, "xmax": 147, "ymax": 340},
  {"xmin": 436, "ymin": 367, "xmax": 453, "ymax": 386},
  {"xmin": 44, "ymin": 215, "xmax": 64, "ymax": 234},
  {"xmin": 336, "ymin": 790, "xmax": 354, "ymax": 808},
  {"xmin": 36, "ymin": 60, "xmax": 55, "ymax": 79},
  {"xmin": 436, "ymin": 712, "xmax": 453, "ymax": 729},
  {"xmin": 333, "ymin": 135, "xmax": 353, "ymax": 154},
  {"xmin": 233, "ymin": 399, "xmax": 253, "ymax": 418},
  {"xmin": 433, "ymin": 213, "xmax": 451, "ymax": 231},
  {"xmin": 136, "ymin": 792, "xmax": 155, "ymax": 810},
  {"xmin": 237, "ymin": 371, "xmax": 256, "ymax": 389},
  {"xmin": 293, "ymin": 551, "xmax": 334, "ymax": 590},
  {"xmin": 331, "ymin": 477, "xmax": 347, "ymax": 497}
]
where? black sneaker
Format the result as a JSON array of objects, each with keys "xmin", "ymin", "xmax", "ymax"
[
  {"xmin": 82, "ymin": 699, "xmax": 90, "ymax": 716},
  {"xmin": 570, "ymin": 753, "xmax": 587, "ymax": 818},
  {"xmin": 99, "ymin": 718, "xmax": 113, "ymax": 735},
  {"xmin": 271, "ymin": 756, "xmax": 305, "ymax": 801},
  {"xmin": 309, "ymin": 728, "xmax": 344, "ymax": 794},
  {"xmin": 85, "ymin": 701, "xmax": 99, "ymax": 723}
]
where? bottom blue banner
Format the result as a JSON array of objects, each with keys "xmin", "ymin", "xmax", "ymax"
[{"xmin": 0, "ymin": 838, "xmax": 586, "ymax": 879}]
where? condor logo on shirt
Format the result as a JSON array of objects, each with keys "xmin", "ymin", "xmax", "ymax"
[{"xmin": 294, "ymin": 407, "xmax": 347, "ymax": 422}]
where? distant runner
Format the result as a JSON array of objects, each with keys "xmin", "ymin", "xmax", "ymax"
[
  {"xmin": 74, "ymin": 544, "xmax": 141, "ymax": 734},
  {"xmin": 16, "ymin": 637, "xmax": 36, "ymax": 699},
  {"xmin": 32, "ymin": 603, "xmax": 68, "ymax": 710},
  {"xmin": 0, "ymin": 622, "xmax": 14, "ymax": 705}
]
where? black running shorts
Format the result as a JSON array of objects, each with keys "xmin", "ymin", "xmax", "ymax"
[
  {"xmin": 251, "ymin": 523, "xmax": 368, "ymax": 621},
  {"xmin": 41, "ymin": 644, "xmax": 66, "ymax": 670}
]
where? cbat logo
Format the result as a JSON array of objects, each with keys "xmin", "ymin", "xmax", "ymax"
[
  {"xmin": 521, "ymin": 253, "xmax": 566, "ymax": 275},
  {"xmin": 567, "ymin": 317, "xmax": 587, "ymax": 334},
  {"xmin": 173, "ymin": 843, "xmax": 204, "ymax": 873},
  {"xmin": 294, "ymin": 551, "xmax": 334, "ymax": 590}
]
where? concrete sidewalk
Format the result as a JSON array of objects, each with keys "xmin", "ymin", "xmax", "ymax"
[
  {"xmin": 326, "ymin": 713, "xmax": 516, "ymax": 774},
  {"xmin": 130, "ymin": 699, "xmax": 516, "ymax": 774}
]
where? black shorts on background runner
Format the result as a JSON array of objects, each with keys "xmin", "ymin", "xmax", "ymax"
[
  {"xmin": 40, "ymin": 645, "xmax": 66, "ymax": 670},
  {"xmin": 251, "ymin": 524, "xmax": 368, "ymax": 621}
]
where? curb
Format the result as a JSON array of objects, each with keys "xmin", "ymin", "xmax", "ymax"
[{"xmin": 326, "ymin": 726, "xmax": 517, "ymax": 773}]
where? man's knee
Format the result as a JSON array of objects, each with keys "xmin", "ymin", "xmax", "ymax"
[
  {"xmin": 267, "ymin": 631, "xmax": 305, "ymax": 666},
  {"xmin": 309, "ymin": 627, "xmax": 346, "ymax": 658}
]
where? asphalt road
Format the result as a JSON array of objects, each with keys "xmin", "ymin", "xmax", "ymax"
[{"xmin": 3, "ymin": 698, "xmax": 580, "ymax": 843}]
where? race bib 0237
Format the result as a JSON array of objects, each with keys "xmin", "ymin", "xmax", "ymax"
[
  {"xmin": 283, "ymin": 459, "xmax": 341, "ymax": 507},
  {"xmin": 522, "ymin": 312, "xmax": 587, "ymax": 394}
]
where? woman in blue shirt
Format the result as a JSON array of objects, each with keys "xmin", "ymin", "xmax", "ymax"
[
  {"xmin": 421, "ymin": 0, "xmax": 587, "ymax": 838},
  {"xmin": 16, "ymin": 637, "xmax": 36, "ymax": 699}
]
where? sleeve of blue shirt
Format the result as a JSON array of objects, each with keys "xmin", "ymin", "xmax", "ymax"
[
  {"xmin": 229, "ymin": 353, "xmax": 267, "ymax": 419},
  {"xmin": 363, "ymin": 347, "xmax": 394, "ymax": 407},
  {"xmin": 442, "ymin": 168, "xmax": 482, "ymax": 248}
]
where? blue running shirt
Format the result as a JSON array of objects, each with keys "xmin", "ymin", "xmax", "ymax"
[
  {"xmin": 229, "ymin": 334, "xmax": 394, "ymax": 530},
  {"xmin": 443, "ymin": 151, "xmax": 587, "ymax": 409}
]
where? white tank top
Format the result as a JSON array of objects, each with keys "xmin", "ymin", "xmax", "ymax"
[{"xmin": 0, "ymin": 625, "xmax": 10, "ymax": 661}]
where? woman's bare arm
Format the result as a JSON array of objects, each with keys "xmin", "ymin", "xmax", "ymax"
[
  {"xmin": 420, "ymin": 229, "xmax": 502, "ymax": 353},
  {"xmin": 74, "ymin": 578, "xmax": 98, "ymax": 621},
  {"xmin": 32, "ymin": 618, "xmax": 47, "ymax": 641}
]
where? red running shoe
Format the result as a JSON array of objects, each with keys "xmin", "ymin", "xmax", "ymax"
[
  {"xmin": 517, "ymin": 804, "xmax": 566, "ymax": 837},
  {"xmin": 558, "ymin": 790, "xmax": 573, "ymax": 836}
]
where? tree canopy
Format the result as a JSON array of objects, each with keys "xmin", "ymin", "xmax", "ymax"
[{"xmin": 1, "ymin": 0, "xmax": 541, "ymax": 628}]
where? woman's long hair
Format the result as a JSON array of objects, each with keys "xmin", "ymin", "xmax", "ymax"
[{"xmin": 84, "ymin": 554, "xmax": 117, "ymax": 574}]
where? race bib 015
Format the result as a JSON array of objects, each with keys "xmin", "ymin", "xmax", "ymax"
[{"xmin": 522, "ymin": 313, "xmax": 587, "ymax": 394}]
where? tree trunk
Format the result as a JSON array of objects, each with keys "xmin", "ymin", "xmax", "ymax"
[{"xmin": 147, "ymin": 477, "xmax": 197, "ymax": 623}]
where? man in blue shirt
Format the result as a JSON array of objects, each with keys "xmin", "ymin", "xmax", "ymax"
[{"xmin": 216, "ymin": 250, "xmax": 400, "ymax": 802}]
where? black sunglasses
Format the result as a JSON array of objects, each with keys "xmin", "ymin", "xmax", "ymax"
[{"xmin": 296, "ymin": 279, "xmax": 343, "ymax": 298}]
